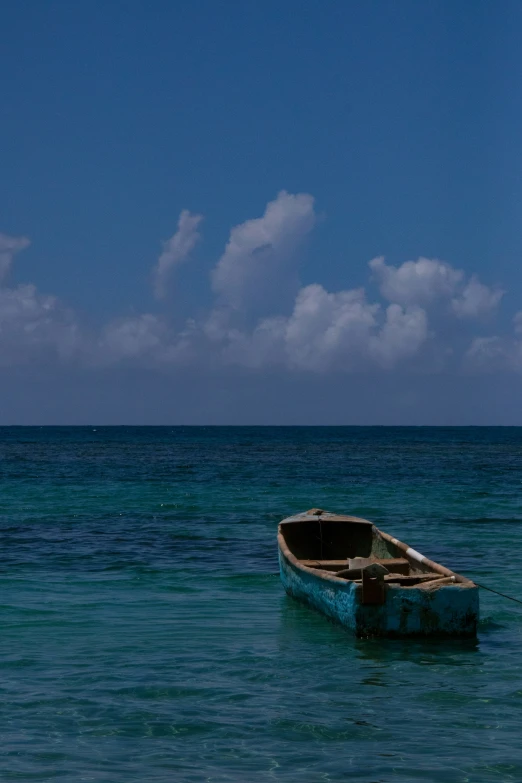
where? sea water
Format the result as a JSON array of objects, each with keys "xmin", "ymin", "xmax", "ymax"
[{"xmin": 0, "ymin": 426, "xmax": 521, "ymax": 782}]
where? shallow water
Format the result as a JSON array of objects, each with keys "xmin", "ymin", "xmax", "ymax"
[{"xmin": 0, "ymin": 426, "xmax": 521, "ymax": 782}]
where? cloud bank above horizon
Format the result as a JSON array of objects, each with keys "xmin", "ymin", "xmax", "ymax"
[{"xmin": 0, "ymin": 191, "xmax": 516, "ymax": 375}]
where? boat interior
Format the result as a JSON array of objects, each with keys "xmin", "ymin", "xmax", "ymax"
[{"xmin": 279, "ymin": 514, "xmax": 451, "ymax": 589}]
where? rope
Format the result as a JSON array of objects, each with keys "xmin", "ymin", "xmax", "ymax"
[{"xmin": 475, "ymin": 582, "xmax": 522, "ymax": 606}]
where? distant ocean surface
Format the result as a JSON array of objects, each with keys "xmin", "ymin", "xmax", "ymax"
[{"xmin": 1, "ymin": 426, "xmax": 522, "ymax": 782}]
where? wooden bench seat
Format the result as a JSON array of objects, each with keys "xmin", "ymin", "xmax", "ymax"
[{"xmin": 300, "ymin": 557, "xmax": 410, "ymax": 575}]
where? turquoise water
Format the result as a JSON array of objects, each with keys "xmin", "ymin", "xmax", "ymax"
[{"xmin": 1, "ymin": 426, "xmax": 521, "ymax": 782}]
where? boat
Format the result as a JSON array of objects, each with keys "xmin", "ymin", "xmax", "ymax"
[{"xmin": 278, "ymin": 509, "xmax": 479, "ymax": 637}]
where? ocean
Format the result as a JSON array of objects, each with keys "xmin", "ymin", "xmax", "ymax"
[{"xmin": 0, "ymin": 426, "xmax": 521, "ymax": 782}]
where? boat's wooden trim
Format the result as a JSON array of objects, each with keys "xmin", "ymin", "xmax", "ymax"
[
  {"xmin": 377, "ymin": 529, "xmax": 474, "ymax": 586},
  {"xmin": 278, "ymin": 513, "xmax": 476, "ymax": 590}
]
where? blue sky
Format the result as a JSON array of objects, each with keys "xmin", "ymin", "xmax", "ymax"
[{"xmin": 1, "ymin": 1, "xmax": 522, "ymax": 423}]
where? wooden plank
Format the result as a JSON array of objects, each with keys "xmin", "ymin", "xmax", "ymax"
[
  {"xmin": 301, "ymin": 560, "xmax": 351, "ymax": 567},
  {"xmin": 384, "ymin": 573, "xmax": 441, "ymax": 584},
  {"xmin": 301, "ymin": 557, "xmax": 410, "ymax": 575}
]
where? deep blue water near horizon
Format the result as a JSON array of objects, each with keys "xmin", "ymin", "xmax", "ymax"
[{"xmin": 0, "ymin": 426, "xmax": 521, "ymax": 782}]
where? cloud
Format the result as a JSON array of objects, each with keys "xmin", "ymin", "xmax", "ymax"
[
  {"xmin": 100, "ymin": 314, "xmax": 167, "ymax": 361},
  {"xmin": 0, "ymin": 195, "xmax": 511, "ymax": 377},
  {"xmin": 464, "ymin": 308, "xmax": 522, "ymax": 373},
  {"xmin": 465, "ymin": 336, "xmax": 505, "ymax": 368},
  {"xmin": 370, "ymin": 256, "xmax": 463, "ymax": 305},
  {"xmin": 0, "ymin": 283, "xmax": 79, "ymax": 365},
  {"xmin": 0, "ymin": 232, "xmax": 31, "ymax": 283},
  {"xmin": 0, "ymin": 232, "xmax": 79, "ymax": 365},
  {"xmin": 211, "ymin": 190, "xmax": 316, "ymax": 316},
  {"xmin": 98, "ymin": 314, "xmax": 198, "ymax": 367},
  {"xmin": 215, "ymin": 284, "xmax": 428, "ymax": 372},
  {"xmin": 370, "ymin": 256, "xmax": 502, "ymax": 318},
  {"xmin": 281, "ymin": 284, "xmax": 379, "ymax": 371},
  {"xmin": 370, "ymin": 304, "xmax": 428, "ymax": 368},
  {"xmin": 153, "ymin": 210, "xmax": 202, "ymax": 299},
  {"xmin": 451, "ymin": 276, "xmax": 504, "ymax": 318}
]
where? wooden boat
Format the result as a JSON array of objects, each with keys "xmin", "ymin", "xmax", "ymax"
[{"xmin": 278, "ymin": 509, "xmax": 478, "ymax": 637}]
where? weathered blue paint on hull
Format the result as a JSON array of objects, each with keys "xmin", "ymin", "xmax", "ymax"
[{"xmin": 279, "ymin": 550, "xmax": 479, "ymax": 638}]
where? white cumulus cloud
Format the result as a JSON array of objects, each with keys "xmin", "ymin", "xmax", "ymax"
[
  {"xmin": 98, "ymin": 314, "xmax": 199, "ymax": 367},
  {"xmin": 153, "ymin": 210, "xmax": 202, "ymax": 299},
  {"xmin": 211, "ymin": 190, "xmax": 316, "ymax": 315},
  {"xmin": 282, "ymin": 284, "xmax": 378, "ymax": 371},
  {"xmin": 216, "ymin": 283, "xmax": 428, "ymax": 372},
  {"xmin": 370, "ymin": 256, "xmax": 463, "ymax": 306},
  {"xmin": 0, "ymin": 284, "xmax": 79, "ymax": 364},
  {"xmin": 0, "ymin": 196, "xmax": 512, "ymax": 377},
  {"xmin": 0, "ymin": 233, "xmax": 78, "ymax": 364},
  {"xmin": 370, "ymin": 256, "xmax": 502, "ymax": 320},
  {"xmin": 452, "ymin": 276, "xmax": 504, "ymax": 318},
  {"xmin": 369, "ymin": 304, "xmax": 428, "ymax": 368},
  {"xmin": 100, "ymin": 314, "xmax": 167, "ymax": 361},
  {"xmin": 465, "ymin": 310, "xmax": 522, "ymax": 374}
]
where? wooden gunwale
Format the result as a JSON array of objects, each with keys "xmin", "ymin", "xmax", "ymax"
[{"xmin": 377, "ymin": 530, "xmax": 474, "ymax": 586}]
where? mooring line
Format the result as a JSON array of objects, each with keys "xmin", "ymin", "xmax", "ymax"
[{"xmin": 475, "ymin": 583, "xmax": 522, "ymax": 606}]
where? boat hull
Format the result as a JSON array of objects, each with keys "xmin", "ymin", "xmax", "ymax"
[{"xmin": 279, "ymin": 548, "xmax": 479, "ymax": 638}]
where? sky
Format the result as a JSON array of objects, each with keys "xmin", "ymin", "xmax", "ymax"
[{"xmin": 2, "ymin": 0, "xmax": 522, "ymax": 424}]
